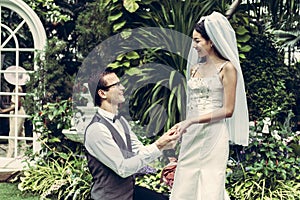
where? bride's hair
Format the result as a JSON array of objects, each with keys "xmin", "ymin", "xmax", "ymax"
[
  {"xmin": 194, "ymin": 20, "xmax": 228, "ymax": 61},
  {"xmin": 194, "ymin": 20, "xmax": 210, "ymax": 41}
]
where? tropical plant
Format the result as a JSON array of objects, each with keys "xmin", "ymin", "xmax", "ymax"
[
  {"xmin": 125, "ymin": 0, "xmax": 216, "ymax": 132},
  {"xmin": 22, "ymin": 0, "xmax": 94, "ymax": 101},
  {"xmin": 273, "ymin": 29, "xmax": 300, "ymax": 67},
  {"xmin": 238, "ymin": 0, "xmax": 300, "ymax": 66},
  {"xmin": 27, "ymin": 37, "xmax": 74, "ymax": 103},
  {"xmin": 241, "ymin": 32, "xmax": 296, "ymax": 122},
  {"xmin": 228, "ymin": 178, "xmax": 300, "ymax": 199},
  {"xmin": 136, "ymin": 169, "xmax": 170, "ymax": 196},
  {"xmin": 227, "ymin": 112, "xmax": 300, "ymax": 199},
  {"xmin": 19, "ymin": 99, "xmax": 92, "ymax": 199},
  {"xmin": 96, "ymin": 0, "xmax": 255, "ymax": 135},
  {"xmin": 23, "ymin": 0, "xmax": 71, "ymax": 25},
  {"xmin": 273, "ymin": 30, "xmax": 300, "ymax": 50},
  {"xmin": 75, "ymin": 0, "xmax": 112, "ymax": 57},
  {"xmin": 239, "ymin": 0, "xmax": 300, "ymax": 26},
  {"xmin": 29, "ymin": 99, "xmax": 77, "ymax": 155},
  {"xmin": 14, "ymin": 1, "xmax": 300, "ymax": 199},
  {"xmin": 19, "ymin": 149, "xmax": 91, "ymax": 200}
]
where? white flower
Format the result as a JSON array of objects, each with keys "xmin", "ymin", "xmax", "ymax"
[
  {"xmin": 283, "ymin": 139, "xmax": 289, "ymax": 145},
  {"xmin": 287, "ymin": 136, "xmax": 294, "ymax": 143},
  {"xmin": 275, "ymin": 135, "xmax": 281, "ymax": 141},
  {"xmin": 271, "ymin": 130, "xmax": 281, "ymax": 140}
]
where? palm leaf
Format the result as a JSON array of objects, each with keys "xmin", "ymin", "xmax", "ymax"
[{"xmin": 273, "ymin": 30, "xmax": 300, "ymax": 48}]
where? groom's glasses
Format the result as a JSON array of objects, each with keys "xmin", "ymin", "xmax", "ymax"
[{"xmin": 102, "ymin": 81, "xmax": 121, "ymax": 90}]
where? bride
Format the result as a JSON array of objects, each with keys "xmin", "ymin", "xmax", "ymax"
[{"xmin": 170, "ymin": 12, "xmax": 249, "ymax": 200}]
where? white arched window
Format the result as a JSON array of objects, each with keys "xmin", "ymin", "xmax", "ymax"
[{"xmin": 0, "ymin": 0, "xmax": 46, "ymax": 170}]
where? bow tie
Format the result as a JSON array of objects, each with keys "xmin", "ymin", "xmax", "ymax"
[{"xmin": 113, "ymin": 113, "xmax": 121, "ymax": 123}]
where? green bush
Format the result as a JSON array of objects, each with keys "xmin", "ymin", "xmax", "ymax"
[
  {"xmin": 19, "ymin": 151, "xmax": 91, "ymax": 200},
  {"xmin": 136, "ymin": 169, "xmax": 170, "ymax": 196},
  {"xmin": 18, "ymin": 99, "xmax": 300, "ymax": 199},
  {"xmin": 242, "ymin": 34, "xmax": 296, "ymax": 123},
  {"xmin": 19, "ymin": 100, "xmax": 92, "ymax": 200},
  {"xmin": 227, "ymin": 111, "xmax": 300, "ymax": 199}
]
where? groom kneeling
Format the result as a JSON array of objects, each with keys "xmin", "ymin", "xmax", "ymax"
[{"xmin": 84, "ymin": 69, "xmax": 179, "ymax": 200}]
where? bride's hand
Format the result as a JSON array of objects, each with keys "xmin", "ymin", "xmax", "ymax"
[{"xmin": 176, "ymin": 119, "xmax": 193, "ymax": 135}]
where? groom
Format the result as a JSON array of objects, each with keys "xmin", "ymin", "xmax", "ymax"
[{"xmin": 84, "ymin": 69, "xmax": 179, "ymax": 200}]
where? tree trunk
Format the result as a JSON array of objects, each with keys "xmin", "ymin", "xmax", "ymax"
[{"xmin": 226, "ymin": 0, "xmax": 242, "ymax": 19}]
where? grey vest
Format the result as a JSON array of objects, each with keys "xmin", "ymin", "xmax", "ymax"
[{"xmin": 84, "ymin": 113, "xmax": 135, "ymax": 200}]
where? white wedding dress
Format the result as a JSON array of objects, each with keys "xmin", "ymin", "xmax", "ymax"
[{"xmin": 170, "ymin": 62, "xmax": 230, "ymax": 200}]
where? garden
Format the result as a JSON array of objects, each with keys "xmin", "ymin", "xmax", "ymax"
[{"xmin": 1, "ymin": 0, "xmax": 300, "ymax": 199}]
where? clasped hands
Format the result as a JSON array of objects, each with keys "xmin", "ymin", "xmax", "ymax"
[{"xmin": 155, "ymin": 119, "xmax": 193, "ymax": 150}]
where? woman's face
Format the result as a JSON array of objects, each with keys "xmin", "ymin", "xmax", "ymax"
[{"xmin": 192, "ymin": 30, "xmax": 212, "ymax": 58}]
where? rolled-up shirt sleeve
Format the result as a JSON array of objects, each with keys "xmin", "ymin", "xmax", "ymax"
[{"xmin": 85, "ymin": 122, "xmax": 162, "ymax": 178}]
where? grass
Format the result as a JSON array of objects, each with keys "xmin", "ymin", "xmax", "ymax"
[{"xmin": 0, "ymin": 182, "xmax": 39, "ymax": 200}]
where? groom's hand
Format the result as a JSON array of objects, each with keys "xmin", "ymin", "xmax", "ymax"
[{"xmin": 155, "ymin": 128, "xmax": 180, "ymax": 151}]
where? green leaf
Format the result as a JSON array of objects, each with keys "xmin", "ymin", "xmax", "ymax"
[
  {"xmin": 123, "ymin": 0, "xmax": 140, "ymax": 13},
  {"xmin": 99, "ymin": 0, "xmax": 111, "ymax": 9},
  {"xmin": 125, "ymin": 51, "xmax": 140, "ymax": 59},
  {"xmin": 48, "ymin": 114, "xmax": 54, "ymax": 121},
  {"xmin": 116, "ymin": 54, "xmax": 125, "ymax": 61},
  {"xmin": 108, "ymin": 12, "xmax": 123, "ymax": 22},
  {"xmin": 139, "ymin": 13, "xmax": 152, "ymax": 20},
  {"xmin": 123, "ymin": 61, "xmax": 130, "ymax": 67},
  {"xmin": 238, "ymin": 52, "xmax": 245, "ymax": 58},
  {"xmin": 58, "ymin": 152, "xmax": 69, "ymax": 160},
  {"xmin": 245, "ymin": 181, "xmax": 253, "ymax": 187},
  {"xmin": 120, "ymin": 29, "xmax": 132, "ymax": 39},
  {"xmin": 168, "ymin": 88, "xmax": 176, "ymax": 117},
  {"xmin": 169, "ymin": 70, "xmax": 176, "ymax": 89},
  {"xmin": 125, "ymin": 67, "xmax": 142, "ymax": 76},
  {"xmin": 236, "ymin": 26, "xmax": 249, "ymax": 35},
  {"xmin": 176, "ymin": 85, "xmax": 182, "ymax": 114},
  {"xmin": 113, "ymin": 21, "xmax": 126, "ymax": 32},
  {"xmin": 237, "ymin": 35, "xmax": 251, "ymax": 43},
  {"xmin": 239, "ymin": 45, "xmax": 252, "ymax": 52},
  {"xmin": 49, "ymin": 137, "xmax": 61, "ymax": 143},
  {"xmin": 108, "ymin": 62, "xmax": 121, "ymax": 69}
]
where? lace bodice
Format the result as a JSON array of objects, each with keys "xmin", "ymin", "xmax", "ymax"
[{"xmin": 187, "ymin": 63, "xmax": 226, "ymax": 117}]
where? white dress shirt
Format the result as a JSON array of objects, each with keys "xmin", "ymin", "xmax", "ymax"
[{"xmin": 85, "ymin": 108, "xmax": 162, "ymax": 178}]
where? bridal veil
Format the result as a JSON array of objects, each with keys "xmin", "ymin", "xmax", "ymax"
[{"xmin": 187, "ymin": 11, "xmax": 249, "ymax": 146}]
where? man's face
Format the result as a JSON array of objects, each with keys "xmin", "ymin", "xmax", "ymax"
[{"xmin": 102, "ymin": 73, "xmax": 125, "ymax": 105}]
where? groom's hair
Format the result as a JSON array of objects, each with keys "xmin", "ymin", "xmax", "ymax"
[{"xmin": 88, "ymin": 68, "xmax": 115, "ymax": 106}]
